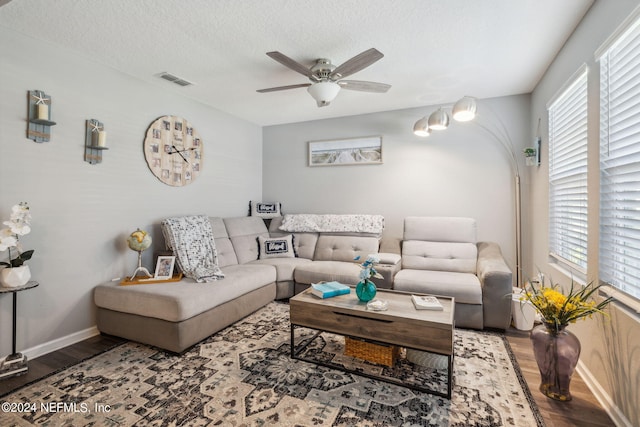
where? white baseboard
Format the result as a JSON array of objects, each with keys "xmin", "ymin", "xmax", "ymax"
[
  {"xmin": 576, "ymin": 361, "xmax": 634, "ymax": 427},
  {"xmin": 23, "ymin": 326, "xmax": 100, "ymax": 361}
]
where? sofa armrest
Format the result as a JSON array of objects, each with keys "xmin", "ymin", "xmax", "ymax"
[
  {"xmin": 373, "ymin": 252, "xmax": 401, "ymax": 289},
  {"xmin": 477, "ymin": 242, "xmax": 513, "ymax": 330},
  {"xmin": 377, "ymin": 252, "xmax": 401, "ymax": 265}
]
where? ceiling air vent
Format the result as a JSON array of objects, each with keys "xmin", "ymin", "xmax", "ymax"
[{"xmin": 157, "ymin": 72, "xmax": 194, "ymax": 87}]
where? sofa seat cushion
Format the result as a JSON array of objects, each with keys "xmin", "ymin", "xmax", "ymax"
[
  {"xmin": 249, "ymin": 257, "xmax": 313, "ymax": 282},
  {"xmin": 294, "ymin": 261, "xmax": 362, "ymax": 286},
  {"xmin": 393, "ymin": 269, "xmax": 482, "ymax": 304},
  {"xmin": 94, "ymin": 264, "xmax": 276, "ymax": 323}
]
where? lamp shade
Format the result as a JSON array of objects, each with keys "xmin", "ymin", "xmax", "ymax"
[
  {"xmin": 307, "ymin": 81, "xmax": 341, "ymax": 105},
  {"xmin": 452, "ymin": 96, "xmax": 477, "ymax": 122},
  {"xmin": 428, "ymin": 108, "xmax": 449, "ymax": 130},
  {"xmin": 413, "ymin": 117, "xmax": 430, "ymax": 137}
]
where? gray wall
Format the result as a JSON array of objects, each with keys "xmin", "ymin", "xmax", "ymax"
[
  {"xmin": 0, "ymin": 27, "xmax": 262, "ymax": 356},
  {"xmin": 529, "ymin": 1, "xmax": 640, "ymax": 425},
  {"xmin": 263, "ymin": 94, "xmax": 532, "ymax": 277}
]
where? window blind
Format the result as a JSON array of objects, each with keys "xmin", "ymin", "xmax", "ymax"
[
  {"xmin": 548, "ymin": 70, "xmax": 589, "ymax": 272},
  {"xmin": 599, "ymin": 15, "xmax": 640, "ymax": 300}
]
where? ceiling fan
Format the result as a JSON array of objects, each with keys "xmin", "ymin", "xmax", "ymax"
[{"xmin": 256, "ymin": 48, "xmax": 391, "ymax": 107}]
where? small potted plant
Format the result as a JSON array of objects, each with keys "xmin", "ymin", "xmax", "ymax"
[
  {"xmin": 523, "ymin": 147, "xmax": 538, "ymax": 166},
  {"xmin": 0, "ymin": 202, "xmax": 34, "ymax": 287}
]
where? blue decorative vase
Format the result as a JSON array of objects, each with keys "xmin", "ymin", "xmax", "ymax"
[{"xmin": 356, "ymin": 279, "xmax": 377, "ymax": 302}]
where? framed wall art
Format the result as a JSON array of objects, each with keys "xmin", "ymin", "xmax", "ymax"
[{"xmin": 308, "ymin": 135, "xmax": 382, "ymax": 167}]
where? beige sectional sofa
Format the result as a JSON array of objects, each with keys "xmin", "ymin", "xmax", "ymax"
[
  {"xmin": 94, "ymin": 214, "xmax": 512, "ymax": 353},
  {"xmin": 94, "ymin": 215, "xmax": 397, "ymax": 352}
]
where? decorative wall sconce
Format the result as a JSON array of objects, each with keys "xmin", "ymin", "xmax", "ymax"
[
  {"xmin": 84, "ymin": 119, "xmax": 108, "ymax": 164},
  {"xmin": 27, "ymin": 90, "xmax": 56, "ymax": 142}
]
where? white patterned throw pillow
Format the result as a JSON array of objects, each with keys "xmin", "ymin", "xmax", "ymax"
[
  {"xmin": 249, "ymin": 201, "xmax": 282, "ymax": 218},
  {"xmin": 257, "ymin": 235, "xmax": 296, "ymax": 259}
]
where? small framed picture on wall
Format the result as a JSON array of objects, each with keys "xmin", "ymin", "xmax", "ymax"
[{"xmin": 154, "ymin": 256, "xmax": 176, "ymax": 279}]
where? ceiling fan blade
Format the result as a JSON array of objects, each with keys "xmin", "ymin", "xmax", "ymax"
[
  {"xmin": 266, "ymin": 51, "xmax": 310, "ymax": 76},
  {"xmin": 256, "ymin": 83, "xmax": 311, "ymax": 93},
  {"xmin": 330, "ymin": 48, "xmax": 384, "ymax": 79},
  {"xmin": 338, "ymin": 80, "xmax": 391, "ymax": 93}
]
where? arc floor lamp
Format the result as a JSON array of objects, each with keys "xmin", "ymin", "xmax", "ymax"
[{"xmin": 413, "ymin": 96, "xmax": 522, "ymax": 288}]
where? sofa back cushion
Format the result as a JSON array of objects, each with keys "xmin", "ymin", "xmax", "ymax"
[
  {"xmin": 209, "ymin": 217, "xmax": 238, "ymax": 267},
  {"xmin": 268, "ymin": 216, "xmax": 318, "ymax": 260},
  {"xmin": 223, "ymin": 216, "xmax": 269, "ymax": 264},
  {"xmin": 313, "ymin": 235, "xmax": 379, "ymax": 263},
  {"xmin": 402, "ymin": 240, "xmax": 477, "ymax": 273},
  {"xmin": 402, "ymin": 217, "xmax": 478, "ymax": 273},
  {"xmin": 403, "ymin": 216, "xmax": 477, "ymax": 243}
]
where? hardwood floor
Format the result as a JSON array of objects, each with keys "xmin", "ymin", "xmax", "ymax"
[{"xmin": 0, "ymin": 328, "xmax": 615, "ymax": 426}]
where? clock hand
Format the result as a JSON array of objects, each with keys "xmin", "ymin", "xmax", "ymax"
[{"xmin": 171, "ymin": 145, "xmax": 190, "ymax": 164}]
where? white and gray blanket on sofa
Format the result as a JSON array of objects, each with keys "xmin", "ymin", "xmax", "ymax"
[{"xmin": 161, "ymin": 215, "xmax": 225, "ymax": 282}]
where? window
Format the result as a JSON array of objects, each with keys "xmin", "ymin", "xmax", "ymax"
[
  {"xmin": 547, "ymin": 68, "xmax": 589, "ymax": 272},
  {"xmin": 598, "ymin": 13, "xmax": 640, "ymax": 300}
]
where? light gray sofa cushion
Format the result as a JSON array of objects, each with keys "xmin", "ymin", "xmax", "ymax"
[
  {"xmin": 393, "ymin": 269, "xmax": 482, "ymax": 304},
  {"xmin": 94, "ymin": 264, "xmax": 276, "ymax": 323},
  {"xmin": 294, "ymin": 261, "xmax": 363, "ymax": 286},
  {"xmin": 313, "ymin": 235, "xmax": 379, "ymax": 263},
  {"xmin": 209, "ymin": 217, "xmax": 238, "ymax": 267},
  {"xmin": 402, "ymin": 240, "xmax": 477, "ymax": 273},
  {"xmin": 403, "ymin": 216, "xmax": 477, "ymax": 242},
  {"xmin": 250, "ymin": 257, "xmax": 313, "ymax": 282},
  {"xmin": 224, "ymin": 216, "xmax": 270, "ymax": 264},
  {"xmin": 268, "ymin": 216, "xmax": 318, "ymax": 260}
]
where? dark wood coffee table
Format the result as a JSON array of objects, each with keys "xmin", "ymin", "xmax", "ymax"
[{"xmin": 289, "ymin": 288, "xmax": 455, "ymax": 398}]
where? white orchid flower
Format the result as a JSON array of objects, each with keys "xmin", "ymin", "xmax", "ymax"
[
  {"xmin": 3, "ymin": 220, "xmax": 31, "ymax": 236},
  {"xmin": 0, "ymin": 228, "xmax": 17, "ymax": 251}
]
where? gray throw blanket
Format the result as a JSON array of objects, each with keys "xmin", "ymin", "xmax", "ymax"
[{"xmin": 161, "ymin": 215, "xmax": 225, "ymax": 282}]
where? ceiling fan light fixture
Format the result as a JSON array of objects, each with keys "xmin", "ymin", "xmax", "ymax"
[
  {"xmin": 452, "ymin": 96, "xmax": 477, "ymax": 122},
  {"xmin": 428, "ymin": 108, "xmax": 450, "ymax": 130},
  {"xmin": 413, "ymin": 117, "xmax": 430, "ymax": 137},
  {"xmin": 307, "ymin": 81, "xmax": 341, "ymax": 104}
]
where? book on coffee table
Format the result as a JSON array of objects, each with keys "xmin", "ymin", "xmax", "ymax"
[
  {"xmin": 311, "ymin": 281, "xmax": 350, "ymax": 299},
  {"xmin": 411, "ymin": 294, "xmax": 444, "ymax": 310}
]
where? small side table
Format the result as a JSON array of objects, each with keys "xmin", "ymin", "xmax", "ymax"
[{"xmin": 0, "ymin": 280, "xmax": 39, "ymax": 380}]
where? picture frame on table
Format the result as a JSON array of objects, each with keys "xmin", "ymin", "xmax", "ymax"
[
  {"xmin": 154, "ymin": 255, "xmax": 176, "ymax": 279},
  {"xmin": 308, "ymin": 135, "xmax": 382, "ymax": 167}
]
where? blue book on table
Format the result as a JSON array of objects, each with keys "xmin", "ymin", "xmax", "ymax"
[{"xmin": 311, "ymin": 281, "xmax": 350, "ymax": 298}]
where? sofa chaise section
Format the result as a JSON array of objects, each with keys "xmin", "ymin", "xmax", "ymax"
[{"xmin": 94, "ymin": 216, "xmax": 277, "ymax": 353}]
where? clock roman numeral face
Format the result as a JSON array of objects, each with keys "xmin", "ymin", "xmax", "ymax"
[{"xmin": 143, "ymin": 116, "xmax": 203, "ymax": 186}]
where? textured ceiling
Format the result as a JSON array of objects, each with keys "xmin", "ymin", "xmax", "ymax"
[{"xmin": 0, "ymin": 0, "xmax": 593, "ymax": 126}]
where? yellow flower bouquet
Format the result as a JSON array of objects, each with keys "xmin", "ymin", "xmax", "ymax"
[{"xmin": 524, "ymin": 280, "xmax": 613, "ymax": 333}]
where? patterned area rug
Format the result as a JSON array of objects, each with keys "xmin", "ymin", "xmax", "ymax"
[{"xmin": 2, "ymin": 302, "xmax": 545, "ymax": 426}]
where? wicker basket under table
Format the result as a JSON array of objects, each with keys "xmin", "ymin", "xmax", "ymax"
[{"xmin": 344, "ymin": 337, "xmax": 400, "ymax": 367}]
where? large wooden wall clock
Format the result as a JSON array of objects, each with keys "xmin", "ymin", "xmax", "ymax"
[{"xmin": 143, "ymin": 115, "xmax": 203, "ymax": 186}]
